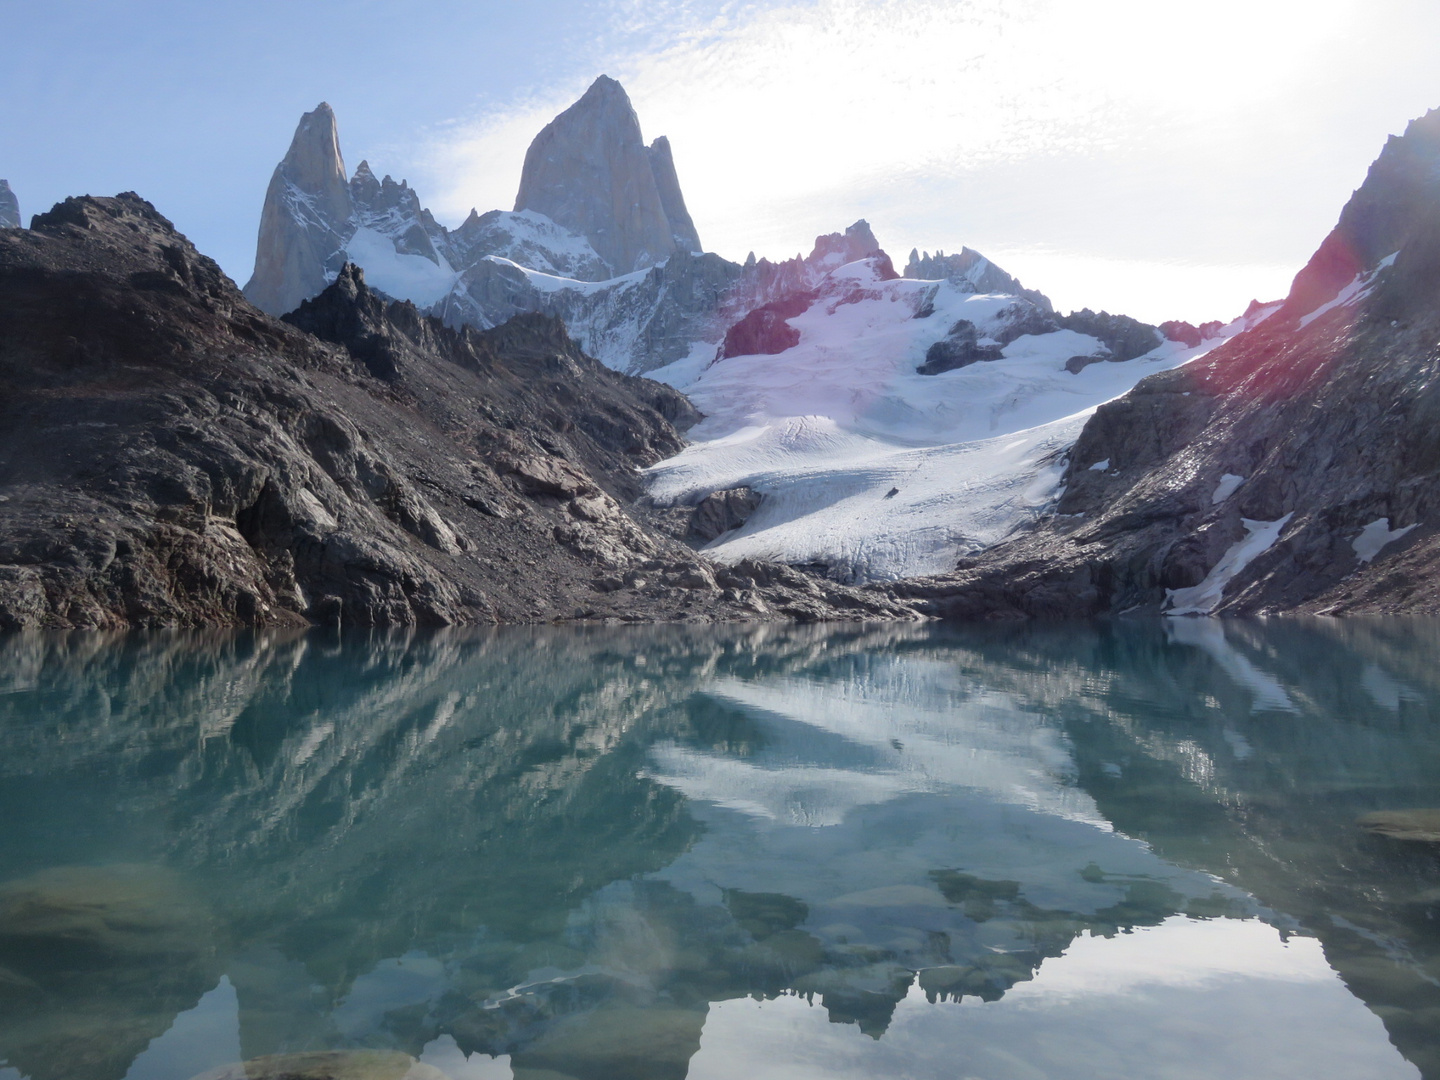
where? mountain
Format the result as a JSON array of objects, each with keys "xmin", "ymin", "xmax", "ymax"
[
  {"xmin": 647, "ymin": 134, "xmax": 703, "ymax": 253},
  {"xmin": 514, "ymin": 74, "xmax": 699, "ymax": 273},
  {"xmin": 243, "ymin": 103, "xmax": 353, "ymax": 316},
  {"xmin": 0, "ymin": 180, "xmax": 19, "ymax": 228},
  {"xmin": 0, "ymin": 192, "xmax": 915, "ymax": 629},
  {"xmin": 895, "ymin": 107, "xmax": 1440, "ymax": 618},
  {"xmin": 241, "ymin": 82, "xmax": 733, "ymax": 376},
  {"xmin": 646, "ymin": 244, "xmax": 1219, "ymax": 584},
  {"xmin": 232, "ymin": 80, "xmax": 1242, "ymax": 594}
]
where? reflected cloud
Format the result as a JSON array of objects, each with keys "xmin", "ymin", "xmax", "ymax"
[{"xmin": 2, "ymin": 621, "xmax": 1440, "ymax": 1079}]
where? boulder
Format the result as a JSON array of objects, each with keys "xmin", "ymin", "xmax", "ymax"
[{"xmin": 688, "ymin": 487, "xmax": 763, "ymax": 543}]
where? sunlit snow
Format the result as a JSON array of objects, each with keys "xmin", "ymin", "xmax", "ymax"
[
  {"xmin": 647, "ymin": 259, "xmax": 1233, "ymax": 582},
  {"xmin": 1166, "ymin": 514, "xmax": 1294, "ymax": 616},
  {"xmin": 343, "ymin": 226, "xmax": 458, "ymax": 306},
  {"xmin": 1352, "ymin": 517, "xmax": 1418, "ymax": 565},
  {"xmin": 1212, "ymin": 473, "xmax": 1245, "ymax": 505}
]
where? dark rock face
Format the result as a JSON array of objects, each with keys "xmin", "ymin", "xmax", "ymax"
[
  {"xmin": 1159, "ymin": 319, "xmax": 1204, "ymax": 348},
  {"xmin": 0, "ymin": 181, "xmax": 18, "ymax": 229},
  {"xmin": 721, "ymin": 292, "xmax": 816, "ymax": 358},
  {"xmin": 687, "ymin": 487, "xmax": 762, "ymax": 544},
  {"xmin": 811, "ymin": 220, "xmax": 886, "ymax": 268},
  {"xmin": 0, "ymin": 193, "xmax": 917, "ymax": 629},
  {"xmin": 1056, "ymin": 308, "xmax": 1163, "ymax": 362},
  {"xmin": 514, "ymin": 76, "xmax": 691, "ymax": 275},
  {"xmin": 917, "ymin": 319, "xmax": 1004, "ymax": 375},
  {"xmin": 439, "ymin": 246, "xmax": 746, "ymax": 374},
  {"xmin": 894, "ymin": 107, "xmax": 1440, "ymax": 619},
  {"xmin": 904, "ymin": 246, "xmax": 1052, "ymax": 309},
  {"xmin": 348, "ymin": 160, "xmax": 449, "ymax": 266}
]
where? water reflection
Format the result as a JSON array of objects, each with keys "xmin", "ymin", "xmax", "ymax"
[{"xmin": 0, "ymin": 621, "xmax": 1437, "ymax": 1079}]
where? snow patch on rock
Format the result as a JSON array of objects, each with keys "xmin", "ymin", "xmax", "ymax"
[
  {"xmin": 1212, "ymin": 474, "xmax": 1245, "ymax": 505},
  {"xmin": 1297, "ymin": 252, "xmax": 1399, "ymax": 329},
  {"xmin": 1166, "ymin": 514, "xmax": 1294, "ymax": 616},
  {"xmin": 343, "ymin": 226, "xmax": 457, "ymax": 306},
  {"xmin": 1352, "ymin": 517, "xmax": 1417, "ymax": 564}
]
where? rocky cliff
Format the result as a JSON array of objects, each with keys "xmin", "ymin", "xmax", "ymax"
[
  {"xmin": 514, "ymin": 75, "xmax": 694, "ymax": 275},
  {"xmin": 0, "ymin": 192, "xmax": 916, "ymax": 629},
  {"xmin": 240, "ymin": 84, "xmax": 717, "ymax": 375},
  {"xmin": 243, "ymin": 103, "xmax": 353, "ymax": 317},
  {"xmin": 0, "ymin": 180, "xmax": 18, "ymax": 229},
  {"xmin": 896, "ymin": 107, "xmax": 1440, "ymax": 618},
  {"xmin": 646, "ymin": 135, "xmax": 702, "ymax": 254}
]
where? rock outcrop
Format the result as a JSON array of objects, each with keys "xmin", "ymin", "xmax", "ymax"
[
  {"xmin": 0, "ymin": 192, "xmax": 917, "ymax": 629},
  {"xmin": 0, "ymin": 180, "xmax": 18, "ymax": 229},
  {"xmin": 894, "ymin": 107, "xmax": 1440, "ymax": 618},
  {"xmin": 514, "ymin": 75, "xmax": 695, "ymax": 275},
  {"xmin": 904, "ymin": 246, "xmax": 1050, "ymax": 307},
  {"xmin": 647, "ymin": 135, "xmax": 702, "ymax": 253},
  {"xmin": 243, "ymin": 103, "xmax": 354, "ymax": 317}
]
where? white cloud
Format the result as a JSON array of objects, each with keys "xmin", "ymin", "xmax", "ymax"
[{"xmin": 416, "ymin": 0, "xmax": 1440, "ymax": 321}]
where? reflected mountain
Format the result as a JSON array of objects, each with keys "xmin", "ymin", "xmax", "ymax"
[{"xmin": 0, "ymin": 622, "xmax": 1437, "ymax": 1079}]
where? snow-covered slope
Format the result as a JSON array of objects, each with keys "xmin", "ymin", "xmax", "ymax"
[
  {"xmin": 646, "ymin": 259, "xmax": 1237, "ymax": 583},
  {"xmin": 242, "ymin": 92, "xmax": 1234, "ymax": 586},
  {"xmin": 450, "ymin": 208, "xmax": 610, "ymax": 281}
]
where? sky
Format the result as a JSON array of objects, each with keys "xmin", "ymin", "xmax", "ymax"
[{"xmin": 4, "ymin": 0, "xmax": 1440, "ymax": 323}]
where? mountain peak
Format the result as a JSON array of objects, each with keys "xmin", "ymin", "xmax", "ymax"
[
  {"xmin": 514, "ymin": 76, "xmax": 691, "ymax": 274},
  {"xmin": 0, "ymin": 180, "xmax": 18, "ymax": 229},
  {"xmin": 586, "ymin": 74, "xmax": 623, "ymax": 92},
  {"xmin": 283, "ymin": 103, "xmax": 348, "ymax": 197},
  {"xmin": 1283, "ymin": 104, "xmax": 1440, "ymax": 321},
  {"xmin": 243, "ymin": 104, "xmax": 356, "ymax": 315}
]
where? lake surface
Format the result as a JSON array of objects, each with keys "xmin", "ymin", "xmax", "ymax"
[{"xmin": 2, "ymin": 620, "xmax": 1440, "ymax": 1080}]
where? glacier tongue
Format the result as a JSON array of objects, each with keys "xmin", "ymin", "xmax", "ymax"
[
  {"xmin": 237, "ymin": 91, "xmax": 1218, "ymax": 585},
  {"xmin": 646, "ymin": 258, "xmax": 1230, "ymax": 584}
]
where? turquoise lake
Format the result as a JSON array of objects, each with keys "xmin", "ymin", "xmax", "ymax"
[{"xmin": 2, "ymin": 620, "xmax": 1439, "ymax": 1080}]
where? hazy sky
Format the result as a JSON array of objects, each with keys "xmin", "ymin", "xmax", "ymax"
[{"xmin": 4, "ymin": 0, "xmax": 1439, "ymax": 322}]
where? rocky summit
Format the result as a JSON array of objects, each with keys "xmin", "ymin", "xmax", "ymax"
[
  {"xmin": 0, "ymin": 180, "xmax": 18, "ymax": 229},
  {"xmin": 243, "ymin": 103, "xmax": 354, "ymax": 317},
  {"xmin": 894, "ymin": 108, "xmax": 1440, "ymax": 618},
  {"xmin": 515, "ymin": 75, "xmax": 698, "ymax": 275},
  {"xmin": 0, "ymin": 193, "xmax": 916, "ymax": 629}
]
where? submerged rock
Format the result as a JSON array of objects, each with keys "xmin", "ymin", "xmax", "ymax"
[{"xmin": 1358, "ymin": 810, "xmax": 1440, "ymax": 843}]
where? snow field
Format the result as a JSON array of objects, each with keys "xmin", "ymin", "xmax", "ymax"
[{"xmin": 649, "ymin": 259, "xmax": 1230, "ymax": 583}]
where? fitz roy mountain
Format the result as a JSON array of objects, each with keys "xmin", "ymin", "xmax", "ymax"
[
  {"xmin": 2, "ymin": 72, "xmax": 1440, "ymax": 626},
  {"xmin": 241, "ymin": 77, "xmax": 1216, "ymax": 586}
]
